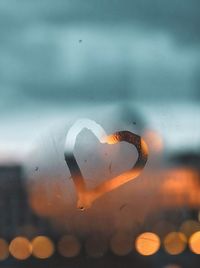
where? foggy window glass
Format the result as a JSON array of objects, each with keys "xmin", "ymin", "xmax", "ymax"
[{"xmin": 0, "ymin": 1, "xmax": 200, "ymax": 267}]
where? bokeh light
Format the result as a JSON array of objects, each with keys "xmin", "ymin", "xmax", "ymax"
[
  {"xmin": 135, "ymin": 232, "xmax": 160, "ymax": 256},
  {"xmin": 164, "ymin": 232, "xmax": 187, "ymax": 255},
  {"xmin": 0, "ymin": 239, "xmax": 9, "ymax": 261},
  {"xmin": 160, "ymin": 168, "xmax": 199, "ymax": 207},
  {"xmin": 180, "ymin": 220, "xmax": 200, "ymax": 238},
  {"xmin": 9, "ymin": 237, "xmax": 32, "ymax": 260},
  {"xmin": 110, "ymin": 232, "xmax": 133, "ymax": 256},
  {"xmin": 32, "ymin": 236, "xmax": 54, "ymax": 259},
  {"xmin": 85, "ymin": 236, "xmax": 108, "ymax": 258},
  {"xmin": 143, "ymin": 130, "xmax": 163, "ymax": 153},
  {"xmin": 58, "ymin": 235, "xmax": 81, "ymax": 258},
  {"xmin": 189, "ymin": 231, "xmax": 200, "ymax": 254}
]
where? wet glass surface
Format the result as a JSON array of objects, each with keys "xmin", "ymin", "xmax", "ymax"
[{"xmin": 0, "ymin": 1, "xmax": 200, "ymax": 267}]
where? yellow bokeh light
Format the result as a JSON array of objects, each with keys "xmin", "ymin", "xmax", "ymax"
[
  {"xmin": 110, "ymin": 232, "xmax": 133, "ymax": 256},
  {"xmin": 32, "ymin": 236, "xmax": 54, "ymax": 259},
  {"xmin": 189, "ymin": 231, "xmax": 200, "ymax": 254},
  {"xmin": 0, "ymin": 239, "xmax": 9, "ymax": 260},
  {"xmin": 9, "ymin": 237, "xmax": 32, "ymax": 260},
  {"xmin": 135, "ymin": 232, "xmax": 160, "ymax": 256},
  {"xmin": 164, "ymin": 232, "xmax": 187, "ymax": 255},
  {"xmin": 58, "ymin": 235, "xmax": 81, "ymax": 258}
]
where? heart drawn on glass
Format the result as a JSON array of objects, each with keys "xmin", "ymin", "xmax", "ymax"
[{"xmin": 64, "ymin": 119, "xmax": 148, "ymax": 211}]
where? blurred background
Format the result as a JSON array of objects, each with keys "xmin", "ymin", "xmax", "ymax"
[{"xmin": 0, "ymin": 0, "xmax": 200, "ymax": 267}]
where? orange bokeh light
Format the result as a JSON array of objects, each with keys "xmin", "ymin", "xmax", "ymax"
[
  {"xmin": 144, "ymin": 130, "xmax": 163, "ymax": 153},
  {"xmin": 85, "ymin": 236, "xmax": 108, "ymax": 258},
  {"xmin": 135, "ymin": 232, "xmax": 160, "ymax": 256},
  {"xmin": 180, "ymin": 220, "xmax": 200, "ymax": 238},
  {"xmin": 32, "ymin": 236, "xmax": 54, "ymax": 259},
  {"xmin": 189, "ymin": 231, "xmax": 200, "ymax": 254},
  {"xmin": 58, "ymin": 235, "xmax": 81, "ymax": 258},
  {"xmin": 164, "ymin": 232, "xmax": 187, "ymax": 255},
  {"xmin": 0, "ymin": 239, "xmax": 9, "ymax": 260},
  {"xmin": 160, "ymin": 168, "xmax": 200, "ymax": 207},
  {"xmin": 9, "ymin": 237, "xmax": 32, "ymax": 260},
  {"xmin": 110, "ymin": 232, "xmax": 133, "ymax": 256}
]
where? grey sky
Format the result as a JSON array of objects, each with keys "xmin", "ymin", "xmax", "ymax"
[{"xmin": 0, "ymin": 0, "xmax": 200, "ymax": 162}]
